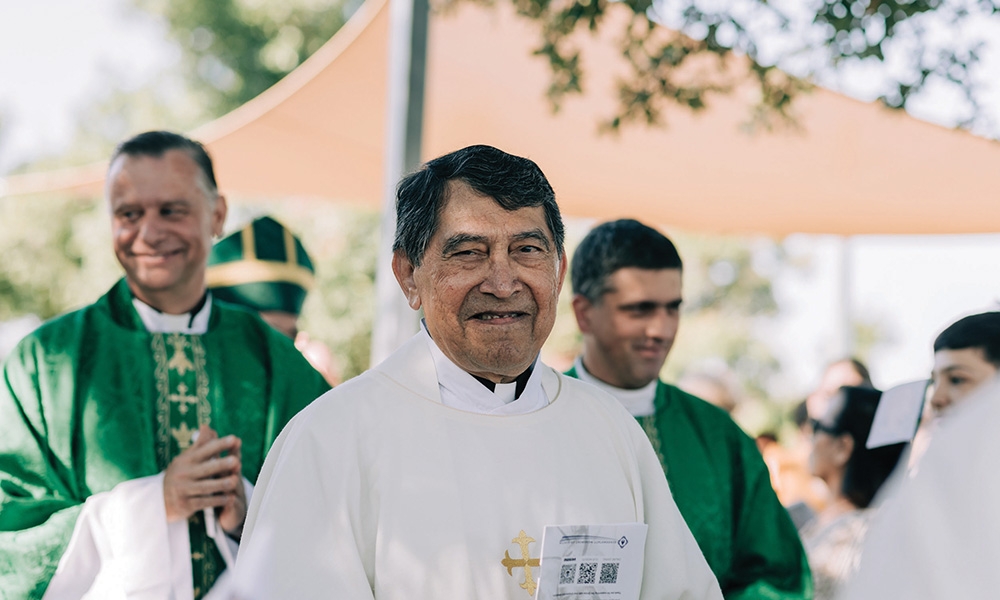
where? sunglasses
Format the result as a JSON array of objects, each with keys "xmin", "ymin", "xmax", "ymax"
[{"xmin": 809, "ymin": 418, "xmax": 841, "ymax": 436}]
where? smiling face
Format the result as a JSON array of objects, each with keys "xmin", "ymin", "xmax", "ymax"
[
  {"xmin": 929, "ymin": 347, "xmax": 998, "ymax": 414},
  {"xmin": 392, "ymin": 181, "xmax": 566, "ymax": 382},
  {"xmin": 108, "ymin": 149, "xmax": 226, "ymax": 314},
  {"xmin": 572, "ymin": 267, "xmax": 682, "ymax": 389}
]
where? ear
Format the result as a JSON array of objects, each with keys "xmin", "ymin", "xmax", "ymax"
[
  {"xmin": 571, "ymin": 293, "xmax": 594, "ymax": 334},
  {"xmin": 392, "ymin": 251, "xmax": 422, "ymax": 310},
  {"xmin": 555, "ymin": 254, "xmax": 568, "ymax": 294},
  {"xmin": 211, "ymin": 194, "xmax": 228, "ymax": 238}
]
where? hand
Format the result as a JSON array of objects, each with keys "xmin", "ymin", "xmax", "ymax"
[
  {"xmin": 163, "ymin": 425, "xmax": 246, "ymax": 537},
  {"xmin": 216, "ymin": 433, "xmax": 247, "ymax": 538}
]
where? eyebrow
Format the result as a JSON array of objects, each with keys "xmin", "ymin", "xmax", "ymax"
[
  {"xmin": 512, "ymin": 229, "xmax": 552, "ymax": 251},
  {"xmin": 440, "ymin": 229, "xmax": 552, "ymax": 256},
  {"xmin": 441, "ymin": 233, "xmax": 489, "ymax": 256},
  {"xmin": 619, "ymin": 298, "xmax": 683, "ymax": 310}
]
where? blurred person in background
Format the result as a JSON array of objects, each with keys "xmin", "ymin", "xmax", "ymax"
[
  {"xmin": 207, "ymin": 215, "xmax": 339, "ymax": 385},
  {"xmin": 905, "ymin": 311, "xmax": 1000, "ymax": 472},
  {"xmin": 805, "ymin": 358, "xmax": 872, "ymax": 421},
  {"xmin": 0, "ymin": 131, "xmax": 328, "ymax": 599},
  {"xmin": 773, "ymin": 358, "xmax": 875, "ymax": 529},
  {"xmin": 928, "ymin": 311, "xmax": 1000, "ymax": 415},
  {"xmin": 843, "ymin": 377, "xmax": 1000, "ymax": 599},
  {"xmin": 567, "ymin": 218, "xmax": 810, "ymax": 600},
  {"xmin": 799, "ymin": 386, "xmax": 905, "ymax": 600}
]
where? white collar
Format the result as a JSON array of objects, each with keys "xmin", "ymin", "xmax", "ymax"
[
  {"xmin": 421, "ymin": 323, "xmax": 548, "ymax": 415},
  {"xmin": 132, "ymin": 294, "xmax": 213, "ymax": 334},
  {"xmin": 573, "ymin": 356, "xmax": 658, "ymax": 417}
]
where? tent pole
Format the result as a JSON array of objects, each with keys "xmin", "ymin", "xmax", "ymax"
[
  {"xmin": 836, "ymin": 235, "xmax": 855, "ymax": 359},
  {"xmin": 371, "ymin": 0, "xmax": 429, "ymax": 367}
]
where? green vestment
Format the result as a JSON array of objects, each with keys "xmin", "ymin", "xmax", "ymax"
[
  {"xmin": 0, "ymin": 280, "xmax": 330, "ymax": 599},
  {"xmin": 567, "ymin": 368, "xmax": 812, "ymax": 600}
]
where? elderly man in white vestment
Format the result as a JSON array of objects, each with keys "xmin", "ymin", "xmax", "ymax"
[{"xmin": 235, "ymin": 145, "xmax": 723, "ymax": 600}]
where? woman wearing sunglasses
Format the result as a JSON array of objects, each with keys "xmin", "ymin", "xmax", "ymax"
[{"xmin": 800, "ymin": 386, "xmax": 906, "ymax": 600}]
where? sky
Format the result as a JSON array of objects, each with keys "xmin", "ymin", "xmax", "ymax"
[
  {"xmin": 0, "ymin": 0, "xmax": 174, "ymax": 172},
  {"xmin": 1, "ymin": 0, "xmax": 999, "ymax": 397}
]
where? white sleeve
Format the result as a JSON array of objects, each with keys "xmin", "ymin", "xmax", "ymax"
[
  {"xmin": 842, "ymin": 381, "xmax": 1000, "ymax": 600},
  {"xmin": 234, "ymin": 412, "xmax": 376, "ymax": 600},
  {"xmin": 42, "ymin": 473, "xmax": 191, "ymax": 600}
]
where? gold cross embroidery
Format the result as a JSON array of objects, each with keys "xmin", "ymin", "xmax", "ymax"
[
  {"xmin": 502, "ymin": 530, "xmax": 540, "ymax": 596},
  {"xmin": 171, "ymin": 422, "xmax": 195, "ymax": 450},
  {"xmin": 168, "ymin": 383, "xmax": 199, "ymax": 415},
  {"xmin": 167, "ymin": 334, "xmax": 195, "ymax": 376}
]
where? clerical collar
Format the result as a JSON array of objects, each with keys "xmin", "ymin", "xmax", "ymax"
[
  {"xmin": 471, "ymin": 368, "xmax": 534, "ymax": 400},
  {"xmin": 574, "ymin": 356, "xmax": 657, "ymax": 417},
  {"xmin": 132, "ymin": 293, "xmax": 213, "ymax": 334},
  {"xmin": 421, "ymin": 322, "xmax": 548, "ymax": 415}
]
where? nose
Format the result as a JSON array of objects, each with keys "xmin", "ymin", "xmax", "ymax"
[
  {"xmin": 479, "ymin": 254, "xmax": 522, "ymax": 299},
  {"xmin": 928, "ymin": 382, "xmax": 952, "ymax": 413},
  {"xmin": 646, "ymin": 308, "xmax": 676, "ymax": 341},
  {"xmin": 137, "ymin": 215, "xmax": 167, "ymax": 246}
]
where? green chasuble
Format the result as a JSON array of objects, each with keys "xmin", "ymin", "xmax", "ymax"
[
  {"xmin": 0, "ymin": 279, "xmax": 330, "ymax": 599},
  {"xmin": 567, "ymin": 368, "xmax": 812, "ymax": 600}
]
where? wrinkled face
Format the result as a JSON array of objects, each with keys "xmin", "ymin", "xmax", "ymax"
[
  {"xmin": 108, "ymin": 150, "xmax": 226, "ymax": 312},
  {"xmin": 392, "ymin": 181, "xmax": 566, "ymax": 382},
  {"xmin": 929, "ymin": 347, "xmax": 997, "ymax": 414},
  {"xmin": 573, "ymin": 268, "xmax": 682, "ymax": 389}
]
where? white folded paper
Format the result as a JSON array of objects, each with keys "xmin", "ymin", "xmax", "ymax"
[
  {"xmin": 535, "ymin": 523, "xmax": 648, "ymax": 600},
  {"xmin": 867, "ymin": 380, "xmax": 929, "ymax": 449}
]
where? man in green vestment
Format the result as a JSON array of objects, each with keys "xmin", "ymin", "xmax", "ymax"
[
  {"xmin": 566, "ymin": 219, "xmax": 812, "ymax": 600},
  {"xmin": 0, "ymin": 131, "xmax": 329, "ymax": 599}
]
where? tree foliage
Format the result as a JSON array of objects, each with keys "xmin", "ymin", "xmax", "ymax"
[
  {"xmin": 450, "ymin": 0, "xmax": 1000, "ymax": 131},
  {"xmin": 132, "ymin": 0, "xmax": 354, "ymax": 117}
]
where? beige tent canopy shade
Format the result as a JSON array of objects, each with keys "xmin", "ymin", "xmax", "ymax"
[{"xmin": 5, "ymin": 0, "xmax": 1000, "ymax": 236}]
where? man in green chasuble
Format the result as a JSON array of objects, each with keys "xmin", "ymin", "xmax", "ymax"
[
  {"xmin": 566, "ymin": 219, "xmax": 812, "ymax": 600},
  {"xmin": 0, "ymin": 131, "xmax": 329, "ymax": 599}
]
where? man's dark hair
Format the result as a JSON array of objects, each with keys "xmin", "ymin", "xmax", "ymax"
[
  {"xmin": 392, "ymin": 145, "xmax": 564, "ymax": 266},
  {"xmin": 571, "ymin": 219, "xmax": 682, "ymax": 302},
  {"xmin": 933, "ymin": 311, "xmax": 1000, "ymax": 367},
  {"xmin": 827, "ymin": 386, "xmax": 906, "ymax": 509},
  {"xmin": 110, "ymin": 130, "xmax": 218, "ymax": 196}
]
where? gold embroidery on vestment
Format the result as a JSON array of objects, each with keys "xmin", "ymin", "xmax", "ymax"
[
  {"xmin": 169, "ymin": 383, "xmax": 199, "ymax": 415},
  {"xmin": 152, "ymin": 334, "xmax": 212, "ymax": 465},
  {"xmin": 501, "ymin": 530, "xmax": 540, "ymax": 596},
  {"xmin": 171, "ymin": 422, "xmax": 195, "ymax": 449},
  {"xmin": 167, "ymin": 334, "xmax": 195, "ymax": 375},
  {"xmin": 152, "ymin": 334, "xmax": 171, "ymax": 468},
  {"xmin": 192, "ymin": 338, "xmax": 212, "ymax": 428},
  {"xmin": 640, "ymin": 414, "xmax": 666, "ymax": 467}
]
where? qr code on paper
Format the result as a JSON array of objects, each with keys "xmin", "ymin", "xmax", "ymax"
[
  {"xmin": 578, "ymin": 562, "xmax": 597, "ymax": 584},
  {"xmin": 560, "ymin": 562, "xmax": 577, "ymax": 584},
  {"xmin": 599, "ymin": 562, "xmax": 619, "ymax": 584}
]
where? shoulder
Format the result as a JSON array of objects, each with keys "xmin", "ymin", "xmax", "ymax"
[
  {"xmin": 553, "ymin": 369, "xmax": 652, "ymax": 441},
  {"xmin": 556, "ymin": 370, "xmax": 628, "ymax": 411},
  {"xmin": 8, "ymin": 302, "xmax": 98, "ymax": 360},
  {"xmin": 211, "ymin": 299, "xmax": 271, "ymax": 333},
  {"xmin": 211, "ymin": 300, "xmax": 297, "ymax": 355},
  {"xmin": 298, "ymin": 367, "xmax": 396, "ymax": 417},
  {"xmin": 658, "ymin": 381, "xmax": 769, "ymax": 471},
  {"xmin": 660, "ymin": 382, "xmax": 750, "ymax": 438}
]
